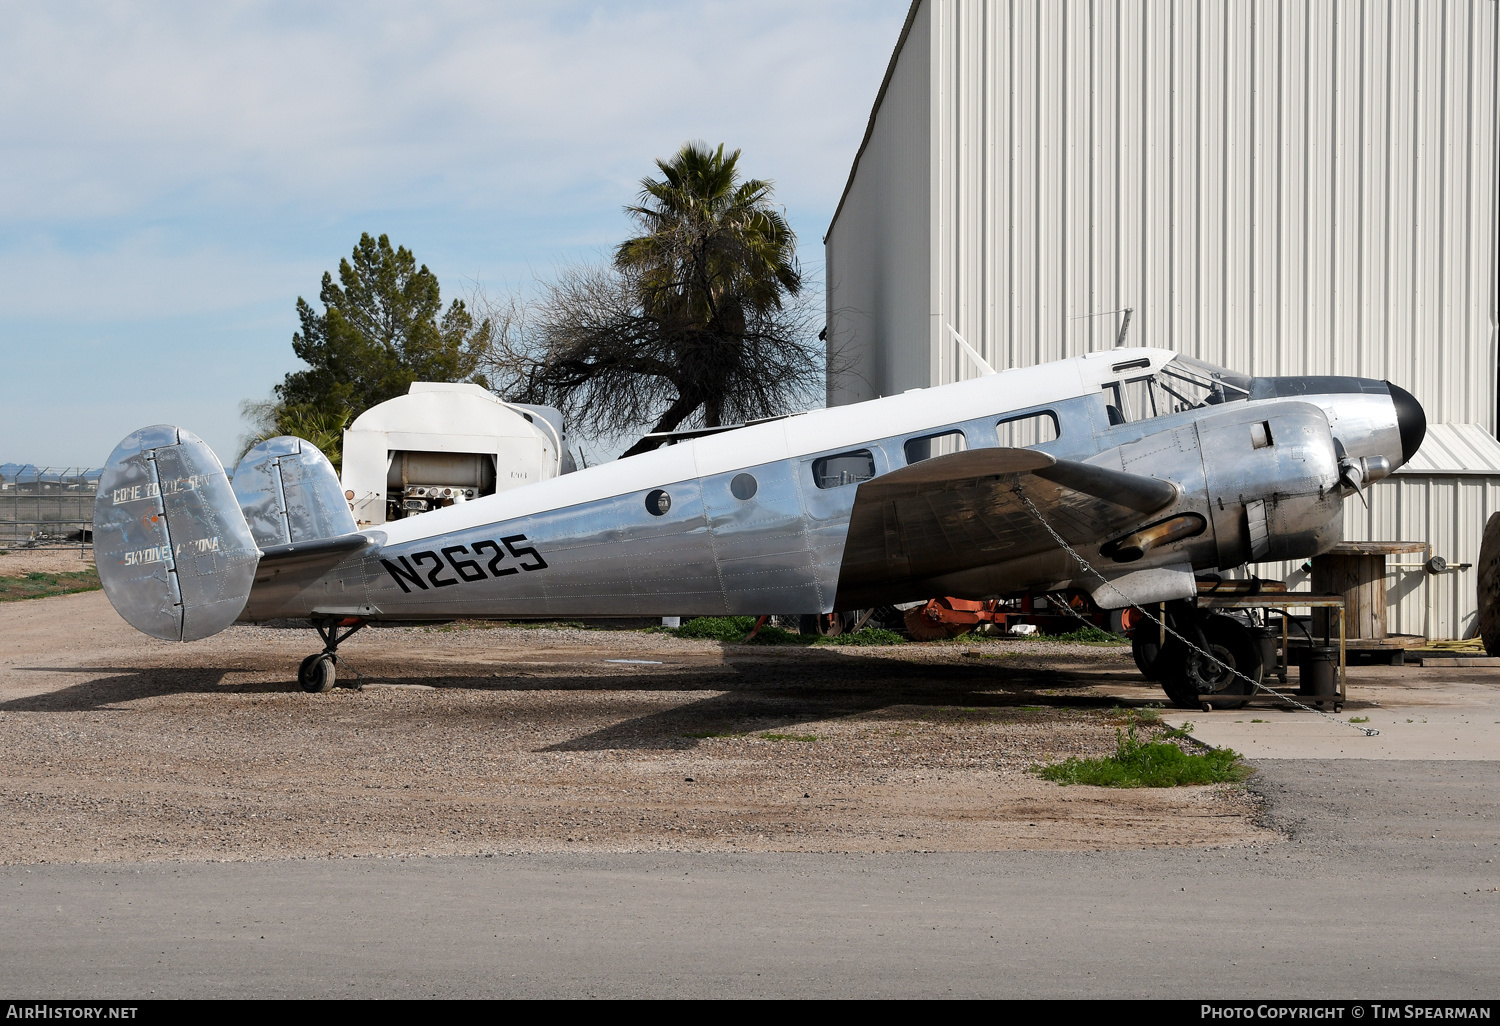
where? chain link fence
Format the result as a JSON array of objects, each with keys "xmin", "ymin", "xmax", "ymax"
[{"xmin": 0, "ymin": 465, "xmax": 100, "ymax": 552}]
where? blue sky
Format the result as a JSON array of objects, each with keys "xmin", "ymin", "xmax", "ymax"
[{"xmin": 0, "ymin": 1, "xmax": 908, "ymax": 468}]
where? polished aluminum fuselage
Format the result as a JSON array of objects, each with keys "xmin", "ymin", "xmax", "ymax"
[{"xmin": 241, "ymin": 349, "xmax": 1401, "ymax": 622}]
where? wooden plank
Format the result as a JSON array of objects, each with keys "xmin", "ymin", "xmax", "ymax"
[
  {"xmin": 1326, "ymin": 541, "xmax": 1431, "ymax": 555},
  {"xmin": 1409, "ymin": 656, "xmax": 1500, "ymax": 667}
]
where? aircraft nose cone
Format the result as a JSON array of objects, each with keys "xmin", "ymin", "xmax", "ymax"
[{"xmin": 1387, "ymin": 382, "xmax": 1426, "ymax": 467}]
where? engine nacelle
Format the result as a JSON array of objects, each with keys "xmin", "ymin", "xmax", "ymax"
[{"xmin": 1196, "ymin": 400, "xmax": 1345, "ymax": 569}]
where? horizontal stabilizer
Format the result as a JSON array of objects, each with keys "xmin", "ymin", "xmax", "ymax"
[
  {"xmin": 257, "ymin": 533, "xmax": 369, "ymax": 573},
  {"xmin": 93, "ymin": 425, "xmax": 260, "ymax": 641}
]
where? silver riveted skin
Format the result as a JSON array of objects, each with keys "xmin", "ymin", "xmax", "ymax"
[
  {"xmin": 232, "ymin": 435, "xmax": 356, "ymax": 548},
  {"xmin": 93, "ymin": 426, "xmax": 260, "ymax": 641}
]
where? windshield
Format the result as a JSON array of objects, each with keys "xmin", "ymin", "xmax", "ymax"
[
  {"xmin": 1103, "ymin": 354, "xmax": 1251, "ymax": 423},
  {"xmin": 1161, "ymin": 355, "xmax": 1252, "ymax": 408}
]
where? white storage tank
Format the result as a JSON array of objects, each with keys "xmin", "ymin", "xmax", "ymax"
[{"xmin": 340, "ymin": 382, "xmax": 574, "ymax": 527}]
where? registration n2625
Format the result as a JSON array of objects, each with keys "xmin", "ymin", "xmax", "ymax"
[{"xmin": 381, "ymin": 534, "xmax": 547, "ymax": 593}]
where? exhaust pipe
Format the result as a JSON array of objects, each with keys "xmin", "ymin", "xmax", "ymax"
[{"xmin": 1103, "ymin": 514, "xmax": 1208, "ymax": 564}]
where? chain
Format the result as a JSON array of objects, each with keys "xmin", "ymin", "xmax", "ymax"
[
  {"xmin": 1012, "ymin": 483, "xmax": 1379, "ymax": 737},
  {"xmin": 329, "ymin": 650, "xmax": 367, "ymax": 685}
]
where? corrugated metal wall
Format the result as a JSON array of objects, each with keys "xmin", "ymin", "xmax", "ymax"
[
  {"xmin": 1256, "ymin": 473, "xmax": 1499, "ymax": 639},
  {"xmin": 826, "ymin": 0, "xmax": 1499, "ymax": 637},
  {"xmin": 922, "ymin": 0, "xmax": 1496, "ymax": 430}
]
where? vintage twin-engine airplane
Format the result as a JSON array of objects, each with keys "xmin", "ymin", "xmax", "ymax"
[{"xmin": 93, "ymin": 346, "xmax": 1425, "ymax": 708}]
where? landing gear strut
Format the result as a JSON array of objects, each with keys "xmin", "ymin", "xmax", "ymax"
[
  {"xmin": 297, "ymin": 617, "xmax": 367, "ymax": 693},
  {"xmin": 1131, "ymin": 602, "xmax": 1263, "ymax": 710}
]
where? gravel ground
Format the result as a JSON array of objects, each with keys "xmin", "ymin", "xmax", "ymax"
[{"xmin": 0, "ymin": 591, "xmax": 1269, "ymax": 863}]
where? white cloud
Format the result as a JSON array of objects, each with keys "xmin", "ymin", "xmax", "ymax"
[
  {"xmin": 0, "ymin": 2, "xmax": 905, "ymax": 225},
  {"xmin": 0, "ymin": 1, "xmax": 909, "ymax": 464}
]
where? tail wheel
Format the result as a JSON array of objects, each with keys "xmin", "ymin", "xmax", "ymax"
[
  {"xmin": 1157, "ymin": 614, "xmax": 1263, "ymax": 710},
  {"xmin": 298, "ymin": 653, "xmax": 336, "ymax": 693}
]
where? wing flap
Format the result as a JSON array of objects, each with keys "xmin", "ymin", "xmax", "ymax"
[{"xmin": 837, "ymin": 447, "xmax": 1179, "ymax": 601}]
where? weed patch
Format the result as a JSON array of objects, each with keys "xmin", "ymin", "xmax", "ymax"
[
  {"xmin": 1041, "ymin": 625, "xmax": 1127, "ymax": 645},
  {"xmin": 814, "ymin": 627, "xmax": 906, "ymax": 646},
  {"xmin": 993, "ymin": 624, "xmax": 1126, "ymax": 645},
  {"xmin": 759, "ymin": 732, "xmax": 817, "ymax": 742},
  {"xmin": 1105, "ymin": 704, "xmax": 1163, "ymax": 727},
  {"xmin": 1035, "ymin": 727, "xmax": 1249, "ymax": 787},
  {"xmin": 0, "ymin": 569, "xmax": 101, "ymax": 602},
  {"xmin": 673, "ymin": 616, "xmax": 799, "ymax": 644},
  {"xmin": 674, "ymin": 616, "xmax": 758, "ymax": 641},
  {"xmin": 672, "ymin": 616, "xmax": 893, "ymax": 646}
]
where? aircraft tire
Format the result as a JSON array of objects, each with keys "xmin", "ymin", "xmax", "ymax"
[
  {"xmin": 298, "ymin": 653, "xmax": 336, "ymax": 693},
  {"xmin": 1131, "ymin": 632, "xmax": 1164, "ymax": 681},
  {"xmin": 1158, "ymin": 667, "xmax": 1201, "ymax": 710},
  {"xmin": 1478, "ymin": 512, "xmax": 1500, "ymax": 655},
  {"xmin": 1155, "ymin": 615, "xmax": 1262, "ymax": 709}
]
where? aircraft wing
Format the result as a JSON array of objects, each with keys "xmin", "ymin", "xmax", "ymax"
[{"xmin": 836, "ymin": 447, "xmax": 1178, "ymax": 604}]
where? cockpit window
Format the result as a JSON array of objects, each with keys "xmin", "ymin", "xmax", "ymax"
[
  {"xmin": 1162, "ymin": 355, "xmax": 1252, "ymax": 406},
  {"xmin": 1103, "ymin": 355, "xmax": 1250, "ymax": 423}
]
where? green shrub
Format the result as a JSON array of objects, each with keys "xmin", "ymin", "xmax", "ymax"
[
  {"xmin": 1041, "ymin": 625, "xmax": 1124, "ymax": 644},
  {"xmin": 671, "ymin": 617, "xmax": 906, "ymax": 646},
  {"xmin": 816, "ymin": 627, "xmax": 906, "ymax": 646},
  {"xmin": 0, "ymin": 569, "xmax": 101, "ymax": 602},
  {"xmin": 674, "ymin": 616, "xmax": 759, "ymax": 641},
  {"xmin": 671, "ymin": 616, "xmax": 798, "ymax": 644},
  {"xmin": 1035, "ymin": 727, "xmax": 1248, "ymax": 787}
]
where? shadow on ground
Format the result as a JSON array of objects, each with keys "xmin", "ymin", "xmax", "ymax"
[{"xmin": 4, "ymin": 646, "xmax": 1155, "ymax": 751}]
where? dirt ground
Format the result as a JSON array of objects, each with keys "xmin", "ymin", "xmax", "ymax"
[
  {"xmin": 0, "ymin": 549, "xmax": 95, "ymax": 576},
  {"xmin": 0, "ymin": 590, "xmax": 1271, "ymax": 864}
]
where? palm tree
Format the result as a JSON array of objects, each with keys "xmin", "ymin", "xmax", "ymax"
[
  {"xmin": 522, "ymin": 142, "xmax": 819, "ymax": 457},
  {"xmin": 615, "ymin": 143, "xmax": 803, "ymax": 432}
]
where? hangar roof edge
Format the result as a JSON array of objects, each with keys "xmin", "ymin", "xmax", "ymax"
[
  {"xmin": 825, "ymin": 0, "xmax": 924, "ymax": 244},
  {"xmin": 1395, "ymin": 423, "xmax": 1500, "ymax": 476}
]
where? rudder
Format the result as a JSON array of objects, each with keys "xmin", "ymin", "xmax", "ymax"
[
  {"xmin": 232, "ymin": 436, "xmax": 356, "ymax": 547},
  {"xmin": 93, "ymin": 425, "xmax": 260, "ymax": 642}
]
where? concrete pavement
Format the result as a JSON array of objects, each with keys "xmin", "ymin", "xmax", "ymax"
[{"xmin": 1, "ymin": 759, "xmax": 1495, "ymax": 999}]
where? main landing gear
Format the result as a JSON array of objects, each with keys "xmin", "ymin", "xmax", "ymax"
[
  {"xmin": 297, "ymin": 617, "xmax": 367, "ymax": 693},
  {"xmin": 1130, "ymin": 601, "xmax": 1263, "ymax": 710}
]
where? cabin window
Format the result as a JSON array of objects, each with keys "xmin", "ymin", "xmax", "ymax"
[
  {"xmin": 1102, "ymin": 378, "xmax": 1163, "ymax": 423},
  {"xmin": 904, "ymin": 429, "xmax": 968, "ymax": 465},
  {"xmin": 645, "ymin": 489, "xmax": 672, "ymax": 516},
  {"xmin": 995, "ymin": 411, "xmax": 1059, "ymax": 448},
  {"xmin": 812, "ymin": 450, "xmax": 876, "ymax": 489}
]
